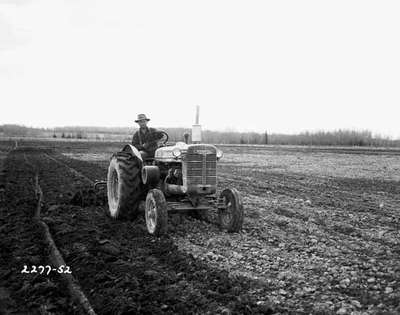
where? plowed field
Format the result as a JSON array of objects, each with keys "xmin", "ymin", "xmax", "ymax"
[{"xmin": 1, "ymin": 140, "xmax": 399, "ymax": 314}]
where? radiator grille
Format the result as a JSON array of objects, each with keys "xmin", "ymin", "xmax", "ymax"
[{"xmin": 186, "ymin": 145, "xmax": 217, "ymax": 186}]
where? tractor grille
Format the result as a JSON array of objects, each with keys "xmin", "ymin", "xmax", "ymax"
[{"xmin": 186, "ymin": 145, "xmax": 217, "ymax": 186}]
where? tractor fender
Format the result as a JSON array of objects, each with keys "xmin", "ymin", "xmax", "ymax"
[{"xmin": 122, "ymin": 144, "xmax": 143, "ymax": 162}]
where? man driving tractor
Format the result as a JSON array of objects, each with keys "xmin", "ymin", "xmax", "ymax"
[
  {"xmin": 104, "ymin": 110, "xmax": 243, "ymax": 236},
  {"xmin": 132, "ymin": 114, "xmax": 163, "ymax": 159}
]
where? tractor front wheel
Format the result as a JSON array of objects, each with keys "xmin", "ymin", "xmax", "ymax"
[
  {"xmin": 218, "ymin": 188, "xmax": 244, "ymax": 232},
  {"xmin": 145, "ymin": 189, "xmax": 168, "ymax": 236}
]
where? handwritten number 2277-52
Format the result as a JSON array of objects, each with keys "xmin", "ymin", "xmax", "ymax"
[{"xmin": 21, "ymin": 265, "xmax": 72, "ymax": 275}]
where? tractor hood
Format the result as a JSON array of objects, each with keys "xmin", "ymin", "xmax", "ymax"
[
  {"xmin": 154, "ymin": 142, "xmax": 189, "ymax": 162},
  {"xmin": 155, "ymin": 142, "xmax": 222, "ymax": 162}
]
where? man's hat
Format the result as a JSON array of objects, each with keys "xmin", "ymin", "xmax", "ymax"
[{"xmin": 135, "ymin": 114, "xmax": 150, "ymax": 122}]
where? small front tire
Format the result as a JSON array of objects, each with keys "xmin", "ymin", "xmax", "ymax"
[
  {"xmin": 145, "ymin": 189, "xmax": 168, "ymax": 236},
  {"xmin": 218, "ymin": 188, "xmax": 244, "ymax": 232}
]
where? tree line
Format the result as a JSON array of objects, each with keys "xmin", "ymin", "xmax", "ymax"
[{"xmin": 0, "ymin": 124, "xmax": 398, "ymax": 147}]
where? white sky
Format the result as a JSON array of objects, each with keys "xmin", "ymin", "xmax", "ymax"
[{"xmin": 0, "ymin": 0, "xmax": 399, "ymax": 138}]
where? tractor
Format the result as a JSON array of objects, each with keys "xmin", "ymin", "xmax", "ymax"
[{"xmin": 106, "ymin": 130, "xmax": 244, "ymax": 236}]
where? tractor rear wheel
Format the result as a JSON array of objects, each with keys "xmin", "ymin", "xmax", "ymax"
[
  {"xmin": 107, "ymin": 152, "xmax": 143, "ymax": 219},
  {"xmin": 145, "ymin": 189, "xmax": 168, "ymax": 236},
  {"xmin": 218, "ymin": 188, "xmax": 244, "ymax": 232}
]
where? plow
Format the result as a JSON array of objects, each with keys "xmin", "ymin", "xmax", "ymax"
[{"xmin": 70, "ymin": 181, "xmax": 107, "ymax": 207}]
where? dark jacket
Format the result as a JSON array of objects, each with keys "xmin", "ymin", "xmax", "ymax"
[{"xmin": 132, "ymin": 127, "xmax": 159, "ymax": 154}]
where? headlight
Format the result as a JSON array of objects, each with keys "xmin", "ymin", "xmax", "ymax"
[
  {"xmin": 216, "ymin": 149, "xmax": 223, "ymax": 160},
  {"xmin": 172, "ymin": 147, "xmax": 181, "ymax": 157}
]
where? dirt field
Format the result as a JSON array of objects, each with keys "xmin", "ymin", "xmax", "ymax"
[{"xmin": 0, "ymin": 139, "xmax": 399, "ymax": 314}]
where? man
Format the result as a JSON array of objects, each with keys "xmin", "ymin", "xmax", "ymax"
[{"xmin": 132, "ymin": 114, "xmax": 161, "ymax": 159}]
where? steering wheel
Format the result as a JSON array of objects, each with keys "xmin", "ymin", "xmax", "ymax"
[{"xmin": 148, "ymin": 130, "xmax": 169, "ymax": 147}]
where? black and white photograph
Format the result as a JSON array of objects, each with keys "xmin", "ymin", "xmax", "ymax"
[{"xmin": 0, "ymin": 1, "xmax": 399, "ymax": 314}]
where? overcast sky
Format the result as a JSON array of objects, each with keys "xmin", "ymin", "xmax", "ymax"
[{"xmin": 1, "ymin": 0, "xmax": 399, "ymax": 138}]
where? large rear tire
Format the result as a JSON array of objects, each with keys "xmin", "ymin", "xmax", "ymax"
[
  {"xmin": 145, "ymin": 189, "xmax": 168, "ymax": 236},
  {"xmin": 218, "ymin": 188, "xmax": 244, "ymax": 232},
  {"xmin": 107, "ymin": 152, "xmax": 143, "ymax": 219}
]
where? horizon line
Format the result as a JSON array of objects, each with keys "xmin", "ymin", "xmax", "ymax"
[{"xmin": 0, "ymin": 123, "xmax": 398, "ymax": 140}]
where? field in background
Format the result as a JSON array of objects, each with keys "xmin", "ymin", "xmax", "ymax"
[
  {"xmin": 52, "ymin": 140, "xmax": 400, "ymax": 180},
  {"xmin": 1, "ymin": 139, "xmax": 399, "ymax": 314}
]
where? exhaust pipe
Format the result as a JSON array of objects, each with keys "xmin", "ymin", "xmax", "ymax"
[{"xmin": 192, "ymin": 105, "xmax": 201, "ymax": 144}]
